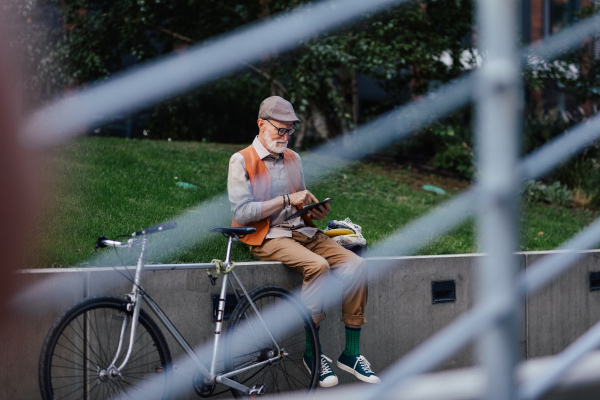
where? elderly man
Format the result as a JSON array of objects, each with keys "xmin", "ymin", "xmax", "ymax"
[{"xmin": 227, "ymin": 96, "xmax": 380, "ymax": 387}]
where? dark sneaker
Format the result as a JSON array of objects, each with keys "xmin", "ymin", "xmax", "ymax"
[
  {"xmin": 337, "ymin": 354, "xmax": 381, "ymax": 384},
  {"xmin": 304, "ymin": 354, "xmax": 339, "ymax": 388}
]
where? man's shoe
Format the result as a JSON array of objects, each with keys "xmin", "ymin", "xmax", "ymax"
[
  {"xmin": 336, "ymin": 354, "xmax": 381, "ymax": 384},
  {"xmin": 304, "ymin": 354, "xmax": 339, "ymax": 388}
]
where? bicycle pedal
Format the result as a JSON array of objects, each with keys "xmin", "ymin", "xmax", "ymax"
[{"xmin": 248, "ymin": 384, "xmax": 267, "ymax": 397}]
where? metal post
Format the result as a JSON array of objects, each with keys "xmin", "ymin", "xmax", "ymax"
[{"xmin": 475, "ymin": 1, "xmax": 523, "ymax": 400}]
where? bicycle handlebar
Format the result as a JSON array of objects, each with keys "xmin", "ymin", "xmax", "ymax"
[
  {"xmin": 95, "ymin": 236, "xmax": 137, "ymax": 249},
  {"xmin": 95, "ymin": 221, "xmax": 177, "ymax": 249},
  {"xmin": 132, "ymin": 221, "xmax": 177, "ymax": 236}
]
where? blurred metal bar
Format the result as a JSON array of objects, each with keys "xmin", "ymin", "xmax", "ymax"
[
  {"xmin": 369, "ymin": 188, "xmax": 479, "ymax": 257},
  {"xmin": 475, "ymin": 1, "xmax": 522, "ymax": 400},
  {"xmin": 524, "ymin": 12, "xmax": 600, "ymax": 61},
  {"xmin": 520, "ymin": 218, "xmax": 600, "ymax": 295},
  {"xmin": 279, "ymin": 351, "xmax": 600, "ymax": 400},
  {"xmin": 303, "ymin": 76, "xmax": 474, "ymax": 183},
  {"xmin": 14, "ymin": 0, "xmax": 600, "ymax": 398},
  {"xmin": 521, "ymin": 111, "xmax": 600, "ymax": 181},
  {"xmin": 334, "ymin": 217, "xmax": 600, "ymax": 400},
  {"xmin": 518, "ymin": 320, "xmax": 600, "ymax": 400},
  {"xmin": 20, "ymin": 0, "xmax": 409, "ymax": 149},
  {"xmin": 359, "ymin": 296, "xmax": 511, "ymax": 399},
  {"xmin": 20, "ymin": 1, "xmax": 600, "ymax": 151}
]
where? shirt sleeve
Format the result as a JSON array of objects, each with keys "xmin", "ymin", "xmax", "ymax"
[
  {"xmin": 292, "ymin": 150, "xmax": 307, "ymax": 191},
  {"xmin": 227, "ymin": 153, "xmax": 262, "ymax": 225}
]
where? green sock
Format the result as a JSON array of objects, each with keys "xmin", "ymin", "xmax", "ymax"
[
  {"xmin": 343, "ymin": 327, "xmax": 361, "ymax": 356},
  {"xmin": 305, "ymin": 326, "xmax": 320, "ymax": 358}
]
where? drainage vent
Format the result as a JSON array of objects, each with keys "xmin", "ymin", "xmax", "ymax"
[
  {"xmin": 590, "ymin": 272, "xmax": 600, "ymax": 292},
  {"xmin": 432, "ymin": 280, "xmax": 456, "ymax": 304}
]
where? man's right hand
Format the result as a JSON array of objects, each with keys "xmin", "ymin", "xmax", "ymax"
[{"xmin": 288, "ymin": 190, "xmax": 318, "ymax": 207}]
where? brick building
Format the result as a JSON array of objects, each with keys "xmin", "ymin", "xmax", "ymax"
[{"xmin": 523, "ymin": 0, "xmax": 598, "ymax": 116}]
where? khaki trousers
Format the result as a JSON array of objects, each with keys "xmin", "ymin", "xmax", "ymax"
[{"xmin": 251, "ymin": 231, "xmax": 368, "ymax": 326}]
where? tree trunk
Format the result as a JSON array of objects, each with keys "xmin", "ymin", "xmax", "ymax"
[{"xmin": 339, "ymin": 64, "xmax": 358, "ymax": 130}]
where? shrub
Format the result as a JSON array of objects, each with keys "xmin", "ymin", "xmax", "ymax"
[
  {"xmin": 523, "ymin": 180, "xmax": 572, "ymax": 207},
  {"xmin": 433, "ymin": 142, "xmax": 474, "ymax": 179}
]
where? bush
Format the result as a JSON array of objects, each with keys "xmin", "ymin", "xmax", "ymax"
[
  {"xmin": 523, "ymin": 180, "xmax": 572, "ymax": 207},
  {"xmin": 433, "ymin": 142, "xmax": 474, "ymax": 179},
  {"xmin": 552, "ymin": 156, "xmax": 600, "ymax": 209}
]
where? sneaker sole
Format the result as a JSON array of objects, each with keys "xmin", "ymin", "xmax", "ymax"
[
  {"xmin": 303, "ymin": 359, "xmax": 339, "ymax": 388},
  {"xmin": 336, "ymin": 361, "xmax": 381, "ymax": 384}
]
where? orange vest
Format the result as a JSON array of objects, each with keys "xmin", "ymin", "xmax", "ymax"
[{"xmin": 231, "ymin": 145, "xmax": 315, "ymax": 245}]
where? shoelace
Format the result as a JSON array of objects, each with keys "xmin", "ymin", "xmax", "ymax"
[
  {"xmin": 320, "ymin": 355, "xmax": 334, "ymax": 376},
  {"xmin": 356, "ymin": 355, "xmax": 374, "ymax": 375}
]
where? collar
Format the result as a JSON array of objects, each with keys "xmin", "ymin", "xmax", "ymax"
[{"xmin": 252, "ymin": 136, "xmax": 284, "ymax": 160}]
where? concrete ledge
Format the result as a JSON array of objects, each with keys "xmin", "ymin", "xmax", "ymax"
[{"xmin": 4, "ymin": 251, "xmax": 600, "ymax": 399}]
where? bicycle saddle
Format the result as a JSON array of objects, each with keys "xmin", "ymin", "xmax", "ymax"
[{"xmin": 209, "ymin": 226, "xmax": 257, "ymax": 238}]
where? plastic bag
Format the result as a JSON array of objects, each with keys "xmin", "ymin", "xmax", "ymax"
[{"xmin": 325, "ymin": 217, "xmax": 367, "ymax": 247}]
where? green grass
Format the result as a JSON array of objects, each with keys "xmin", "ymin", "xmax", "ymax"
[{"xmin": 31, "ymin": 137, "xmax": 599, "ymax": 268}]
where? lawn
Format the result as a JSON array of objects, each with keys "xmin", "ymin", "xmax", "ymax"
[{"xmin": 30, "ymin": 137, "xmax": 599, "ymax": 268}]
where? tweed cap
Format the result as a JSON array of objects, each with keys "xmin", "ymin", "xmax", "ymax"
[{"xmin": 258, "ymin": 96, "xmax": 300, "ymax": 122}]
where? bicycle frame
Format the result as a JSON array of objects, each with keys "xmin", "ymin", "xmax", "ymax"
[{"xmin": 106, "ymin": 233, "xmax": 283, "ymax": 395}]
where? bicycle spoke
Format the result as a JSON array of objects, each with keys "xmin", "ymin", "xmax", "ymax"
[
  {"xmin": 41, "ymin": 298, "xmax": 171, "ymax": 400},
  {"xmin": 225, "ymin": 287, "xmax": 317, "ymax": 398}
]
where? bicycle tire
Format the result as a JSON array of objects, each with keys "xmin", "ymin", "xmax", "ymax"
[
  {"xmin": 224, "ymin": 285, "xmax": 319, "ymax": 398},
  {"xmin": 39, "ymin": 295, "xmax": 171, "ymax": 400}
]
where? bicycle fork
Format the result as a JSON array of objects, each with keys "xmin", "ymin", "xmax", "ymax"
[{"xmin": 99, "ymin": 237, "xmax": 147, "ymax": 382}]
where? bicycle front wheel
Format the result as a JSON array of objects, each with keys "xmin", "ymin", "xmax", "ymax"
[
  {"xmin": 39, "ymin": 295, "xmax": 171, "ymax": 400},
  {"xmin": 224, "ymin": 285, "xmax": 319, "ymax": 398}
]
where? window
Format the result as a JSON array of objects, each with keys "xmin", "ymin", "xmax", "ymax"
[{"xmin": 544, "ymin": 0, "xmax": 580, "ymax": 37}]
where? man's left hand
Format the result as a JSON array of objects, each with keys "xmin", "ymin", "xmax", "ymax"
[{"xmin": 309, "ymin": 197, "xmax": 331, "ymax": 220}]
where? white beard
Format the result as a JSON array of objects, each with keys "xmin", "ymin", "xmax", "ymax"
[{"xmin": 265, "ymin": 135, "xmax": 288, "ymax": 154}]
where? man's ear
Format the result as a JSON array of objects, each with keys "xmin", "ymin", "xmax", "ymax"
[{"xmin": 257, "ymin": 119, "xmax": 265, "ymax": 135}]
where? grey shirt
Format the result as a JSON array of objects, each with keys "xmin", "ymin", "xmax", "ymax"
[{"xmin": 228, "ymin": 137, "xmax": 318, "ymax": 239}]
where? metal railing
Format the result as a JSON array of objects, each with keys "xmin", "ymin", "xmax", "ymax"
[{"xmin": 17, "ymin": 0, "xmax": 600, "ymax": 399}]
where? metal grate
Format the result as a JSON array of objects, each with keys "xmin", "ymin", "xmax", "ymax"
[{"xmin": 19, "ymin": 1, "xmax": 600, "ymax": 399}]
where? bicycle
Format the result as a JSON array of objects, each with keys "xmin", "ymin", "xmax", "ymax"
[{"xmin": 38, "ymin": 222, "xmax": 319, "ymax": 399}]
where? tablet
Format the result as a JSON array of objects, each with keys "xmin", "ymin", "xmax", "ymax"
[{"xmin": 284, "ymin": 198, "xmax": 334, "ymax": 221}]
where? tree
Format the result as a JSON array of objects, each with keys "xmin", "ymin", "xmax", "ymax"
[{"xmin": 30, "ymin": 0, "xmax": 476, "ymax": 145}]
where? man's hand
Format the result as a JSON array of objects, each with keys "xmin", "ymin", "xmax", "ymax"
[
  {"xmin": 288, "ymin": 191, "xmax": 331, "ymax": 220},
  {"xmin": 288, "ymin": 190, "xmax": 318, "ymax": 207},
  {"xmin": 309, "ymin": 198, "xmax": 331, "ymax": 220}
]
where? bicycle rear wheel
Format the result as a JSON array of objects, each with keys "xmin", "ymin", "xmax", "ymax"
[
  {"xmin": 224, "ymin": 285, "xmax": 319, "ymax": 398},
  {"xmin": 39, "ymin": 295, "xmax": 171, "ymax": 400}
]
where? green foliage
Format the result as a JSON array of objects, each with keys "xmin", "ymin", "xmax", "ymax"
[
  {"xmin": 26, "ymin": 0, "xmax": 475, "ymax": 144},
  {"xmin": 382, "ymin": 106, "xmax": 474, "ymax": 180},
  {"xmin": 433, "ymin": 143, "xmax": 474, "ymax": 179},
  {"xmin": 523, "ymin": 180, "xmax": 572, "ymax": 207},
  {"xmin": 552, "ymin": 154, "xmax": 600, "ymax": 208},
  {"xmin": 522, "ymin": 106, "xmax": 600, "ymax": 209},
  {"xmin": 523, "ymin": 108, "xmax": 575, "ymax": 154}
]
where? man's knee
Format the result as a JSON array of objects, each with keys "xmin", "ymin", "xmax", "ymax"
[
  {"xmin": 343, "ymin": 253, "xmax": 366, "ymax": 272},
  {"xmin": 335, "ymin": 255, "xmax": 367, "ymax": 285},
  {"xmin": 302, "ymin": 260, "xmax": 330, "ymax": 281}
]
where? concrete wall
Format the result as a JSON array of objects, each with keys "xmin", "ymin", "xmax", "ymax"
[
  {"xmin": 525, "ymin": 251, "xmax": 600, "ymax": 358},
  {"xmin": 3, "ymin": 250, "xmax": 600, "ymax": 399}
]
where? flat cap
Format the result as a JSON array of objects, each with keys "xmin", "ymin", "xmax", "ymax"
[{"xmin": 258, "ymin": 96, "xmax": 300, "ymax": 122}]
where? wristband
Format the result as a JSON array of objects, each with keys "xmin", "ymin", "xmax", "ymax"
[
  {"xmin": 286, "ymin": 194, "xmax": 291, "ymax": 208},
  {"xmin": 282, "ymin": 195, "xmax": 286, "ymax": 209}
]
